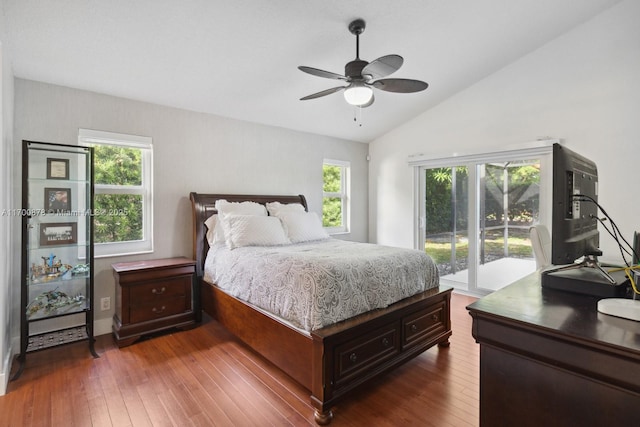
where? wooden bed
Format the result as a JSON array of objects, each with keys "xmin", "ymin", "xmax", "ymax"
[{"xmin": 190, "ymin": 192, "xmax": 452, "ymax": 424}]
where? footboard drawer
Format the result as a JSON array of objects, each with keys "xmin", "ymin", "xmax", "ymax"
[
  {"xmin": 334, "ymin": 324, "xmax": 400, "ymax": 388},
  {"xmin": 402, "ymin": 303, "xmax": 447, "ymax": 348},
  {"xmin": 402, "ymin": 301, "xmax": 447, "ymax": 348}
]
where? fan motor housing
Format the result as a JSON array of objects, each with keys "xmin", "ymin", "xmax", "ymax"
[{"xmin": 345, "ymin": 60, "xmax": 368, "ymax": 79}]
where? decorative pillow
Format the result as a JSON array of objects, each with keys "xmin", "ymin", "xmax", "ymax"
[
  {"xmin": 266, "ymin": 201, "xmax": 306, "ymax": 217},
  {"xmin": 279, "ymin": 212, "xmax": 329, "ymax": 243},
  {"xmin": 215, "ymin": 199, "xmax": 267, "ymax": 217},
  {"xmin": 204, "ymin": 214, "xmax": 225, "ymax": 246},
  {"xmin": 220, "ymin": 214, "xmax": 290, "ymax": 249}
]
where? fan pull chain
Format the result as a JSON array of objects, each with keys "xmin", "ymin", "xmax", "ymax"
[{"xmin": 353, "ymin": 106, "xmax": 364, "ymax": 127}]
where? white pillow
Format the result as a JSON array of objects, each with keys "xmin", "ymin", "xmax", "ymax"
[
  {"xmin": 220, "ymin": 214, "xmax": 290, "ymax": 249},
  {"xmin": 266, "ymin": 201, "xmax": 306, "ymax": 217},
  {"xmin": 215, "ymin": 199, "xmax": 267, "ymax": 217},
  {"xmin": 204, "ymin": 214, "xmax": 225, "ymax": 246},
  {"xmin": 279, "ymin": 212, "xmax": 329, "ymax": 243}
]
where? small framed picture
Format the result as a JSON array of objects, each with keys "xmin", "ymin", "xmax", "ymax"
[
  {"xmin": 46, "ymin": 158, "xmax": 69, "ymax": 180},
  {"xmin": 44, "ymin": 187, "xmax": 71, "ymax": 213},
  {"xmin": 40, "ymin": 222, "xmax": 77, "ymax": 246}
]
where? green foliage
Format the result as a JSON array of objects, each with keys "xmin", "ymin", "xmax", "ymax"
[
  {"xmin": 92, "ymin": 145, "xmax": 143, "ymax": 243},
  {"xmin": 483, "ymin": 163, "xmax": 540, "ymax": 226},
  {"xmin": 94, "ymin": 195, "xmax": 143, "ymax": 243},
  {"xmin": 425, "ymin": 167, "xmax": 469, "ymax": 234},
  {"xmin": 94, "ymin": 146, "xmax": 141, "ymax": 185},
  {"xmin": 425, "ymin": 163, "xmax": 540, "ymax": 235},
  {"xmin": 323, "ymin": 165, "xmax": 343, "ymax": 227},
  {"xmin": 323, "ymin": 165, "xmax": 341, "ymax": 192},
  {"xmin": 323, "ymin": 197, "xmax": 342, "ymax": 227}
]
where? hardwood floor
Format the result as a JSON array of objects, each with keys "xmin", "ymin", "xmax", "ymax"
[{"xmin": 2, "ymin": 292, "xmax": 478, "ymax": 427}]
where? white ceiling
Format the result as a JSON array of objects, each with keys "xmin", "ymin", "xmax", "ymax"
[{"xmin": 3, "ymin": 0, "xmax": 621, "ymax": 143}]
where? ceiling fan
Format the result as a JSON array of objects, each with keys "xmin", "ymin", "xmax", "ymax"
[{"xmin": 298, "ymin": 19, "xmax": 428, "ymax": 108}]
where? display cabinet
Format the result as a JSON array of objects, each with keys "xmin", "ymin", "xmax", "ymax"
[{"xmin": 13, "ymin": 140, "xmax": 97, "ymax": 380}]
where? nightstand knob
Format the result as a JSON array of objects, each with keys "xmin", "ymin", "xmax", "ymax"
[
  {"xmin": 152, "ymin": 286, "xmax": 166, "ymax": 295},
  {"xmin": 349, "ymin": 352, "xmax": 357, "ymax": 363},
  {"xmin": 152, "ymin": 306, "xmax": 166, "ymax": 315},
  {"xmin": 411, "ymin": 324, "xmax": 418, "ymax": 332}
]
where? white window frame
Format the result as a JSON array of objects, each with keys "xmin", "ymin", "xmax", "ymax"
[
  {"xmin": 79, "ymin": 129, "xmax": 153, "ymax": 258},
  {"xmin": 323, "ymin": 159, "xmax": 350, "ymax": 234}
]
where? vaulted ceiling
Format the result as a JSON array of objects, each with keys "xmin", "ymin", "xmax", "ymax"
[{"xmin": 3, "ymin": 0, "xmax": 621, "ymax": 142}]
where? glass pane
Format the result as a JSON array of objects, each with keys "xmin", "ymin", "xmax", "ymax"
[
  {"xmin": 323, "ymin": 165, "xmax": 342, "ymax": 193},
  {"xmin": 477, "ymin": 160, "xmax": 539, "ymax": 291},
  {"xmin": 322, "ymin": 197, "xmax": 342, "ymax": 227},
  {"xmin": 424, "ymin": 167, "xmax": 469, "ymax": 283},
  {"xmin": 94, "ymin": 194, "xmax": 143, "ymax": 243},
  {"xmin": 93, "ymin": 145, "xmax": 142, "ymax": 186}
]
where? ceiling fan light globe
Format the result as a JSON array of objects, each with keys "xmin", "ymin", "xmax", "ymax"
[{"xmin": 343, "ymin": 84, "xmax": 373, "ymax": 106}]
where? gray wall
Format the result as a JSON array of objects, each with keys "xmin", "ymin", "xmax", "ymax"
[{"xmin": 12, "ymin": 79, "xmax": 369, "ymax": 336}]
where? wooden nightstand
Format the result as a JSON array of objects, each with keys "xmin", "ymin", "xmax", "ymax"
[{"xmin": 112, "ymin": 257, "xmax": 198, "ymax": 347}]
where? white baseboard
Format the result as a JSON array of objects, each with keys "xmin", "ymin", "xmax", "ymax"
[{"xmin": 0, "ymin": 338, "xmax": 15, "ymax": 396}]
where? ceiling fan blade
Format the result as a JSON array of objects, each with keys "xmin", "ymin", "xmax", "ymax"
[
  {"xmin": 361, "ymin": 55, "xmax": 403, "ymax": 80},
  {"xmin": 371, "ymin": 78, "xmax": 428, "ymax": 93},
  {"xmin": 300, "ymin": 86, "xmax": 345, "ymax": 100},
  {"xmin": 298, "ymin": 66, "xmax": 347, "ymax": 81}
]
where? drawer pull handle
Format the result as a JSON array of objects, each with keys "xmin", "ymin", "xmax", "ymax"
[
  {"xmin": 432, "ymin": 314, "xmax": 439, "ymax": 321},
  {"xmin": 349, "ymin": 353, "xmax": 357, "ymax": 363},
  {"xmin": 152, "ymin": 306, "xmax": 166, "ymax": 315},
  {"xmin": 410, "ymin": 324, "xmax": 418, "ymax": 332},
  {"xmin": 381, "ymin": 337, "xmax": 390, "ymax": 347},
  {"xmin": 152, "ymin": 287, "xmax": 167, "ymax": 295}
]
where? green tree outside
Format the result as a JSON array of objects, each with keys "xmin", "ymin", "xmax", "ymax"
[
  {"xmin": 323, "ymin": 164, "xmax": 343, "ymax": 227},
  {"xmin": 92, "ymin": 145, "xmax": 143, "ymax": 243}
]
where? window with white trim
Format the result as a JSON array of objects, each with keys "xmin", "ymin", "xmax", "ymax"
[
  {"xmin": 322, "ymin": 159, "xmax": 350, "ymax": 234},
  {"xmin": 79, "ymin": 129, "xmax": 153, "ymax": 257}
]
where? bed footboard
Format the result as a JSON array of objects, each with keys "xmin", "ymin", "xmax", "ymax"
[{"xmin": 310, "ymin": 286, "xmax": 452, "ymax": 424}]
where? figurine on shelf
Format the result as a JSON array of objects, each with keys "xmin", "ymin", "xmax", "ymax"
[
  {"xmin": 26, "ymin": 287, "xmax": 86, "ymax": 319},
  {"xmin": 31, "ymin": 253, "xmax": 65, "ymax": 282},
  {"xmin": 72, "ymin": 264, "xmax": 89, "ymax": 276}
]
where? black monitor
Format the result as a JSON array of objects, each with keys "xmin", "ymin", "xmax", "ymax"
[
  {"xmin": 551, "ymin": 143, "xmax": 600, "ymax": 265},
  {"xmin": 543, "ymin": 143, "xmax": 629, "ymax": 297}
]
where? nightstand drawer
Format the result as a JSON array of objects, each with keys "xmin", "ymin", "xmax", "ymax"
[
  {"xmin": 129, "ymin": 276, "xmax": 189, "ymax": 304},
  {"xmin": 130, "ymin": 296, "xmax": 188, "ymax": 323}
]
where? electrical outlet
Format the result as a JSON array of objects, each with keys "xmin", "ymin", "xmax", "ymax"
[{"xmin": 100, "ymin": 297, "xmax": 111, "ymax": 311}]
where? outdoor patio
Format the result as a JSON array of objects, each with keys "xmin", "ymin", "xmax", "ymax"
[{"xmin": 440, "ymin": 256, "xmax": 536, "ymax": 292}]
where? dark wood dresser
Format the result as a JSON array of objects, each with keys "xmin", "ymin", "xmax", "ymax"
[
  {"xmin": 467, "ymin": 272, "xmax": 640, "ymax": 427},
  {"xmin": 112, "ymin": 257, "xmax": 198, "ymax": 347}
]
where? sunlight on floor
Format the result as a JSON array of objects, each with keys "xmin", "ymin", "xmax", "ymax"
[{"xmin": 441, "ymin": 257, "xmax": 536, "ymax": 292}]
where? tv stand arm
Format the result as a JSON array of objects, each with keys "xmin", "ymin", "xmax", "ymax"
[{"xmin": 544, "ymin": 254, "xmax": 617, "ymax": 285}]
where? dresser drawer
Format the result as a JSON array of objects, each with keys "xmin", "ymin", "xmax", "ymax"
[
  {"xmin": 129, "ymin": 276, "xmax": 190, "ymax": 304},
  {"xmin": 334, "ymin": 324, "xmax": 400, "ymax": 388},
  {"xmin": 130, "ymin": 296, "xmax": 188, "ymax": 324},
  {"xmin": 402, "ymin": 301, "xmax": 447, "ymax": 348}
]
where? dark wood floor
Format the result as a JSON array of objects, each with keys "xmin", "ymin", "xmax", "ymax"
[{"xmin": 1, "ymin": 292, "xmax": 479, "ymax": 427}]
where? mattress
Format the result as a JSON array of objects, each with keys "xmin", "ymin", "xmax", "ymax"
[{"xmin": 203, "ymin": 238, "xmax": 439, "ymax": 331}]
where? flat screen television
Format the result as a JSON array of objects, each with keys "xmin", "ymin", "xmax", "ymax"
[
  {"xmin": 551, "ymin": 143, "xmax": 600, "ymax": 265},
  {"xmin": 543, "ymin": 143, "xmax": 629, "ymax": 297}
]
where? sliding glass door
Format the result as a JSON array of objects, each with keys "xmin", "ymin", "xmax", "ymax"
[
  {"xmin": 423, "ymin": 166, "xmax": 469, "ymax": 285},
  {"xmin": 419, "ymin": 150, "xmax": 550, "ymax": 294}
]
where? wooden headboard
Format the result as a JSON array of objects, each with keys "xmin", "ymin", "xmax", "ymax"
[{"xmin": 189, "ymin": 192, "xmax": 308, "ymax": 278}]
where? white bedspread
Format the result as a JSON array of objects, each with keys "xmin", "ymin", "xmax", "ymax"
[{"xmin": 204, "ymin": 238, "xmax": 439, "ymax": 331}]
